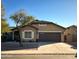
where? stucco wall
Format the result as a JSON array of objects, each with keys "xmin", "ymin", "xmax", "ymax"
[{"xmin": 32, "ymin": 24, "xmax": 65, "ymax": 32}]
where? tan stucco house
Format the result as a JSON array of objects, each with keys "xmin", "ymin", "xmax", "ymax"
[
  {"xmin": 12, "ymin": 20, "xmax": 77, "ymax": 42},
  {"xmin": 12, "ymin": 20, "xmax": 66, "ymax": 42},
  {"xmin": 64, "ymin": 25, "xmax": 77, "ymax": 43}
]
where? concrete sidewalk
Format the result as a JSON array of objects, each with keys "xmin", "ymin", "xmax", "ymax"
[{"xmin": 1, "ymin": 42, "xmax": 76, "ymax": 55}]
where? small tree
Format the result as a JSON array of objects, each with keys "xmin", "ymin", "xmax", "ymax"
[
  {"xmin": 1, "ymin": 19, "xmax": 11, "ymax": 34},
  {"xmin": 10, "ymin": 10, "xmax": 34, "ymax": 46}
]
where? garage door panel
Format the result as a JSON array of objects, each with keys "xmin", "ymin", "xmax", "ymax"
[{"xmin": 38, "ymin": 32, "xmax": 61, "ymax": 42}]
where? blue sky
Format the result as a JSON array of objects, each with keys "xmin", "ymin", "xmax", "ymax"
[{"xmin": 2, "ymin": 0, "xmax": 77, "ymax": 27}]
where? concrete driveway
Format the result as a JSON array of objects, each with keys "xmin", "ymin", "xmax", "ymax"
[{"xmin": 1, "ymin": 42, "xmax": 76, "ymax": 55}]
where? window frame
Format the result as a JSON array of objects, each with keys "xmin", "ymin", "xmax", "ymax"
[{"xmin": 22, "ymin": 30, "xmax": 34, "ymax": 40}]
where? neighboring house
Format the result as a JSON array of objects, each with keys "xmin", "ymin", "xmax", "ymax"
[
  {"xmin": 12, "ymin": 20, "xmax": 66, "ymax": 42},
  {"xmin": 64, "ymin": 25, "xmax": 77, "ymax": 43}
]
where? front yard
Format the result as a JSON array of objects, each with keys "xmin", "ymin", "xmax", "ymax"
[
  {"xmin": 1, "ymin": 42, "xmax": 77, "ymax": 59},
  {"xmin": 1, "ymin": 42, "xmax": 76, "ymax": 54}
]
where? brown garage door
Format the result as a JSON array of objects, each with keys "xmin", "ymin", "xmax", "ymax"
[{"xmin": 38, "ymin": 32, "xmax": 61, "ymax": 42}]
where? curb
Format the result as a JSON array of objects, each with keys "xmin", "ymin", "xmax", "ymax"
[{"xmin": 1, "ymin": 53, "xmax": 76, "ymax": 55}]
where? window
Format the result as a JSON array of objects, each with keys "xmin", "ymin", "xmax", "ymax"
[
  {"xmin": 24, "ymin": 32, "xmax": 31, "ymax": 38},
  {"xmin": 22, "ymin": 30, "xmax": 34, "ymax": 39}
]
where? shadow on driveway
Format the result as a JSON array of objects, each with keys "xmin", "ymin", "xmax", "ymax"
[
  {"xmin": 68, "ymin": 42, "xmax": 77, "ymax": 49},
  {"xmin": 1, "ymin": 42, "xmax": 38, "ymax": 51}
]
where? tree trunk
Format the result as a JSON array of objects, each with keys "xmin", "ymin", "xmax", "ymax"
[
  {"xmin": 18, "ymin": 27, "xmax": 23, "ymax": 47},
  {"xmin": 16, "ymin": 24, "xmax": 23, "ymax": 47}
]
